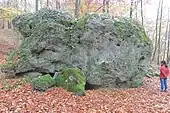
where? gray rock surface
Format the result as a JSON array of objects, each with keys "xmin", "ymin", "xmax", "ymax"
[{"xmin": 11, "ymin": 9, "xmax": 152, "ymax": 88}]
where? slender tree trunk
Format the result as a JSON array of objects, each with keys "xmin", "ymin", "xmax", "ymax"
[
  {"xmin": 0, "ymin": 10, "xmax": 4, "ymax": 29},
  {"xmin": 6, "ymin": 1, "xmax": 10, "ymax": 29},
  {"xmin": 24, "ymin": 1, "xmax": 26, "ymax": 12},
  {"xmin": 40, "ymin": 0, "xmax": 43, "ymax": 9},
  {"xmin": 167, "ymin": 25, "xmax": 170, "ymax": 63},
  {"xmin": 163, "ymin": 9, "xmax": 169, "ymax": 60},
  {"xmin": 62, "ymin": 0, "xmax": 66, "ymax": 9},
  {"xmin": 130, "ymin": 0, "xmax": 142, "ymax": 18},
  {"xmin": 8, "ymin": 21, "xmax": 11, "ymax": 29},
  {"xmin": 130, "ymin": 0, "xmax": 133, "ymax": 18},
  {"xmin": 35, "ymin": 0, "xmax": 39, "ymax": 11},
  {"xmin": 15, "ymin": 0, "xmax": 19, "ymax": 9},
  {"xmin": 106, "ymin": 0, "xmax": 109, "ymax": 13},
  {"xmin": 2, "ymin": 19, "xmax": 4, "ymax": 29},
  {"xmin": 55, "ymin": 0, "xmax": 60, "ymax": 9},
  {"xmin": 135, "ymin": 1, "xmax": 138, "ymax": 20},
  {"xmin": 103, "ymin": 0, "xmax": 106, "ymax": 13},
  {"xmin": 75, "ymin": 0, "xmax": 81, "ymax": 17},
  {"xmin": 163, "ymin": 20, "xmax": 168, "ymax": 60},
  {"xmin": 59, "ymin": 0, "xmax": 61, "ymax": 9},
  {"xmin": 47, "ymin": 0, "xmax": 49, "ymax": 7},
  {"xmin": 140, "ymin": 0, "xmax": 144, "ymax": 25},
  {"xmin": 167, "ymin": 8, "xmax": 170, "ymax": 63},
  {"xmin": 152, "ymin": 0, "xmax": 161, "ymax": 62},
  {"xmin": 157, "ymin": 0, "xmax": 163, "ymax": 64},
  {"xmin": 55, "ymin": 0, "xmax": 58, "ymax": 9}
]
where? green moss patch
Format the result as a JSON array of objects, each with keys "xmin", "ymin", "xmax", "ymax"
[
  {"xmin": 54, "ymin": 68, "xmax": 86, "ymax": 96},
  {"xmin": 31, "ymin": 74, "xmax": 55, "ymax": 91},
  {"xmin": 114, "ymin": 18, "xmax": 149, "ymax": 42}
]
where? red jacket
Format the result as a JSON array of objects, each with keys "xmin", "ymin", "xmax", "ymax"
[{"xmin": 160, "ymin": 65, "xmax": 169, "ymax": 78}]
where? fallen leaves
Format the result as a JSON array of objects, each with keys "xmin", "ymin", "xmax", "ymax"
[
  {"xmin": 0, "ymin": 52, "xmax": 6, "ymax": 64},
  {"xmin": 0, "ymin": 77, "xmax": 170, "ymax": 112}
]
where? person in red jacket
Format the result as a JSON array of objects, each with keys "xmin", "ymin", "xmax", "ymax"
[{"xmin": 160, "ymin": 60, "xmax": 169, "ymax": 92}]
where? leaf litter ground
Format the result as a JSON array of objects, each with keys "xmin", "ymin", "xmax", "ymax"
[{"xmin": 0, "ymin": 77, "xmax": 170, "ymax": 113}]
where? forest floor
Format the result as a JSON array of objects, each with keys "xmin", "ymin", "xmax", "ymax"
[
  {"xmin": 0, "ymin": 76, "xmax": 170, "ymax": 113},
  {"xmin": 1, "ymin": 29, "xmax": 170, "ymax": 113},
  {"xmin": 0, "ymin": 29, "xmax": 20, "ymax": 64}
]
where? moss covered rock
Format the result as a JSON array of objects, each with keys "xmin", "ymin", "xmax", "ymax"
[
  {"xmin": 54, "ymin": 68, "xmax": 86, "ymax": 95},
  {"xmin": 11, "ymin": 9, "xmax": 152, "ymax": 88},
  {"xmin": 31, "ymin": 74, "xmax": 55, "ymax": 91}
]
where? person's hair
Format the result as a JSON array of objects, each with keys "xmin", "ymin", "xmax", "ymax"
[{"xmin": 161, "ymin": 60, "xmax": 168, "ymax": 67}]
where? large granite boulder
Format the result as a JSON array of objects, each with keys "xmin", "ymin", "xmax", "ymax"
[{"xmin": 11, "ymin": 9, "xmax": 152, "ymax": 88}]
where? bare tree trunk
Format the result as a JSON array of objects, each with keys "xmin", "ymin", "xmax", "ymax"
[
  {"xmin": 167, "ymin": 8, "xmax": 170, "ymax": 63},
  {"xmin": 157, "ymin": 0, "xmax": 163, "ymax": 64},
  {"xmin": 163, "ymin": 20, "xmax": 168, "ymax": 60},
  {"xmin": 59, "ymin": 0, "xmax": 61, "ymax": 9},
  {"xmin": 55, "ymin": 0, "xmax": 61, "ymax": 9},
  {"xmin": 8, "ymin": 21, "xmax": 11, "ymax": 29},
  {"xmin": 5, "ymin": 0, "xmax": 12, "ymax": 29},
  {"xmin": 2, "ymin": 19, "xmax": 4, "ymax": 29},
  {"xmin": 39, "ymin": 0, "xmax": 43, "ymax": 9},
  {"xmin": 14, "ymin": 0, "xmax": 19, "ymax": 10},
  {"xmin": 106, "ymin": 0, "xmax": 109, "ymax": 13},
  {"xmin": 0, "ymin": 10, "xmax": 4, "ymax": 29},
  {"xmin": 130, "ymin": 0, "xmax": 143, "ymax": 17},
  {"xmin": 130, "ymin": 0, "xmax": 133, "ymax": 18},
  {"xmin": 24, "ymin": 0, "xmax": 27, "ymax": 12},
  {"xmin": 152, "ymin": 0, "xmax": 161, "ymax": 62},
  {"xmin": 140, "ymin": 0, "xmax": 144, "ymax": 25},
  {"xmin": 47, "ymin": 0, "xmax": 49, "ymax": 7},
  {"xmin": 163, "ymin": 9, "xmax": 169, "ymax": 60},
  {"xmin": 75, "ymin": 0, "xmax": 81, "ymax": 17},
  {"xmin": 103, "ymin": 0, "xmax": 106, "ymax": 13},
  {"xmin": 36, "ymin": 0, "xmax": 39, "ymax": 11},
  {"xmin": 167, "ymin": 25, "xmax": 170, "ymax": 63},
  {"xmin": 135, "ymin": 1, "xmax": 138, "ymax": 20}
]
